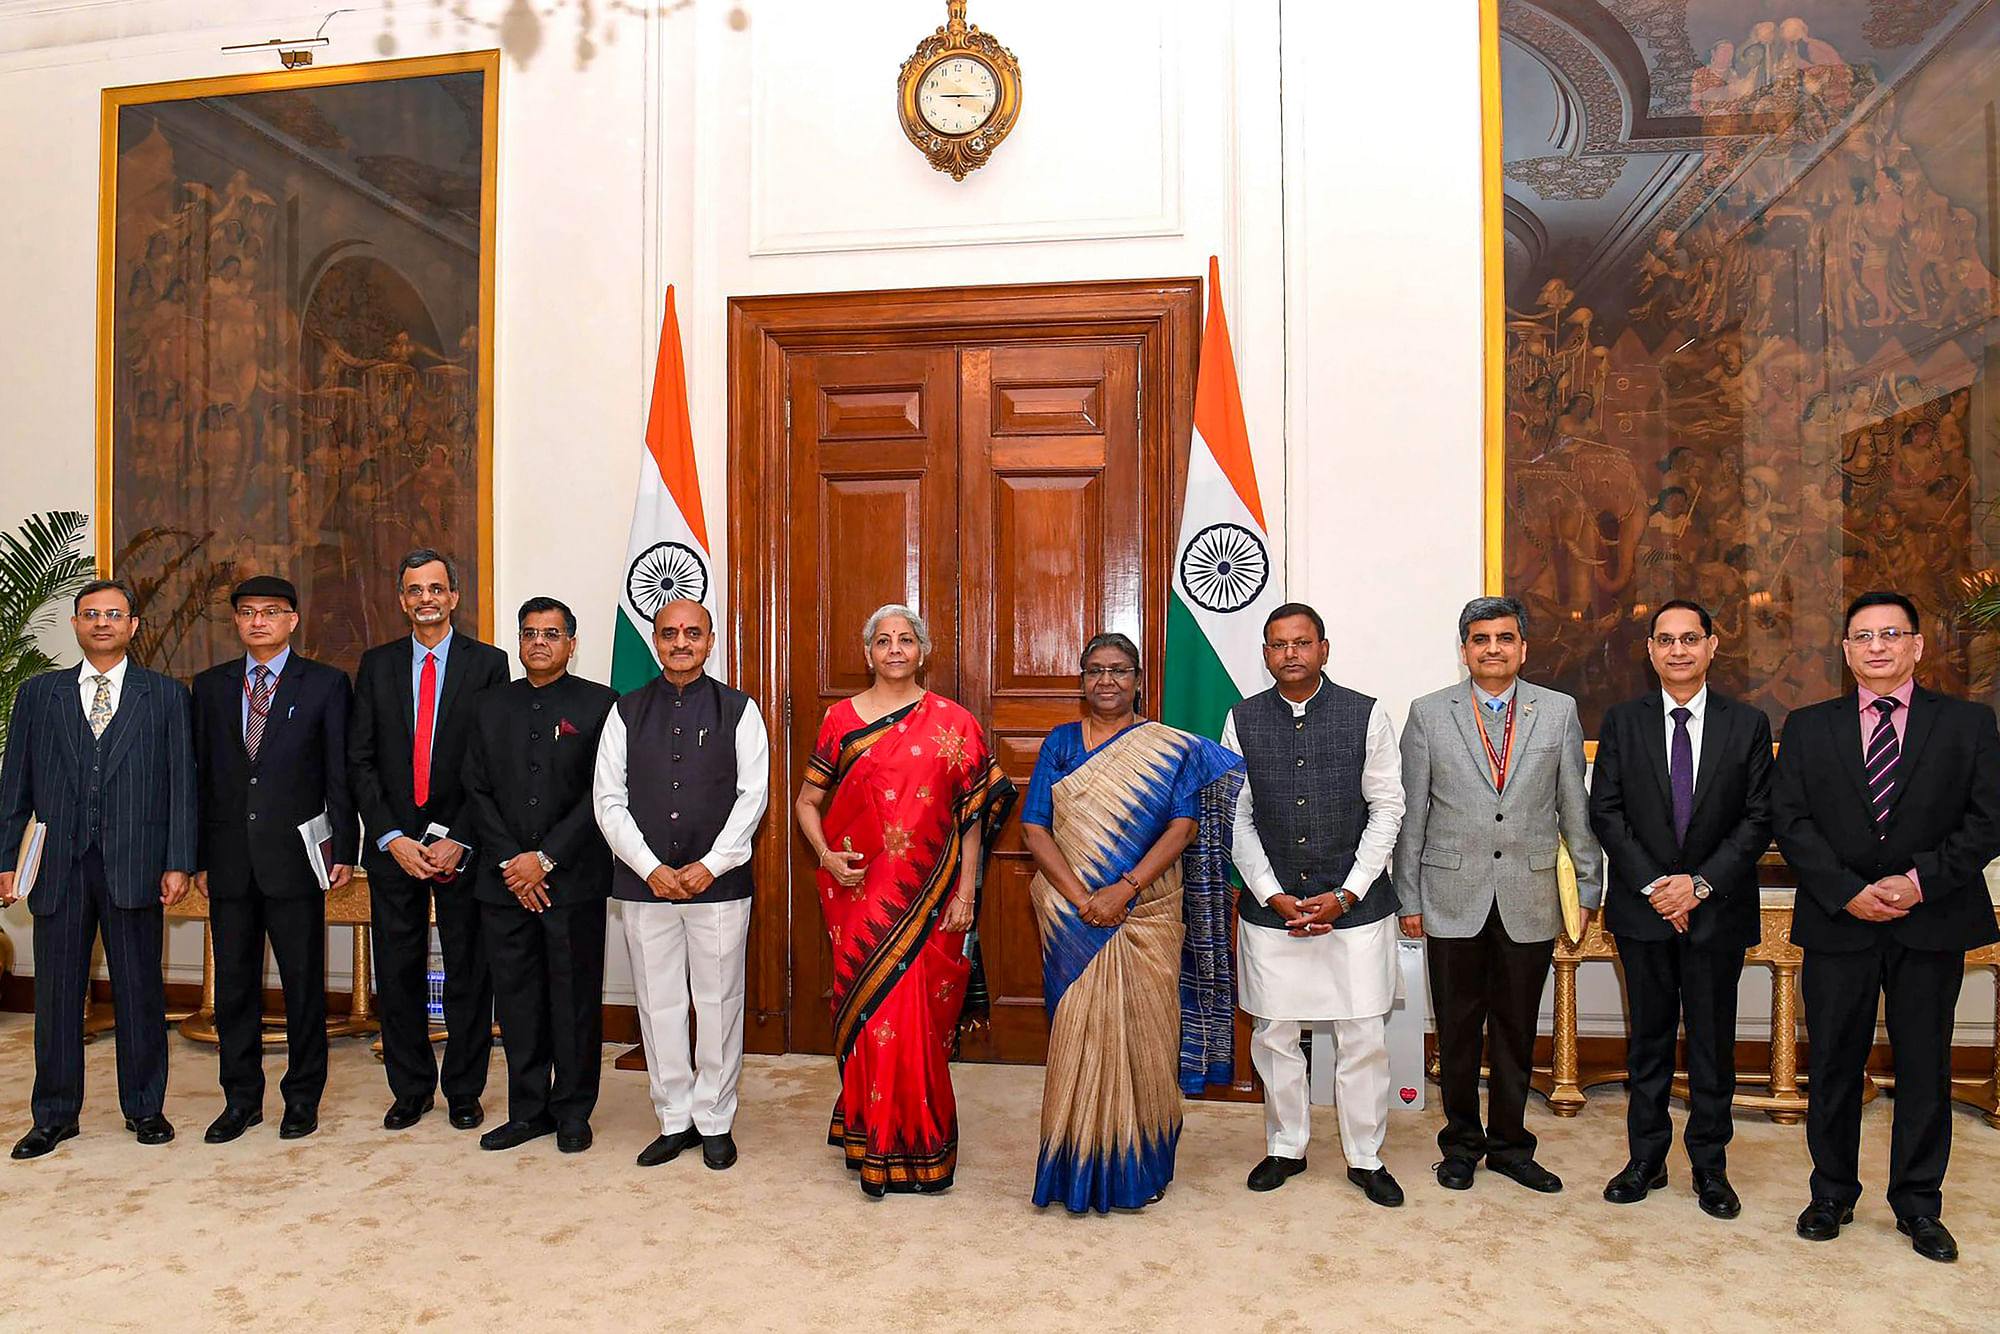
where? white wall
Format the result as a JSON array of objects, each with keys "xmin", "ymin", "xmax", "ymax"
[{"xmin": 0, "ymin": 0, "xmax": 1990, "ymax": 1045}]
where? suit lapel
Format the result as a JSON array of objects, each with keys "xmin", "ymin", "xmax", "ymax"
[
  {"xmin": 1830, "ymin": 691, "xmax": 1872, "ymax": 813},
  {"xmin": 394, "ymin": 638, "xmax": 417, "ymax": 742},
  {"xmin": 1451, "ymin": 691, "xmax": 1499, "ymax": 795},
  {"xmin": 59, "ymin": 674, "xmax": 88, "ymax": 772},
  {"xmin": 1510, "ymin": 683, "xmax": 1544, "ymax": 766},
  {"xmin": 1887, "ymin": 686, "xmax": 1939, "ymax": 818},
  {"xmin": 1684, "ymin": 692, "xmax": 1729, "ymax": 828},
  {"xmin": 99, "ymin": 669, "xmax": 150, "ymax": 777},
  {"xmin": 1637, "ymin": 692, "xmax": 1672, "ymax": 809},
  {"xmin": 254, "ymin": 660, "xmax": 307, "ymax": 767},
  {"xmin": 435, "ymin": 637, "xmax": 473, "ymax": 730}
]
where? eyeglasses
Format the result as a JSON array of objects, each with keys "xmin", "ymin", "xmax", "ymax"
[
  {"xmin": 1650, "ymin": 632, "xmax": 1710, "ymax": 648},
  {"xmin": 1263, "ymin": 639, "xmax": 1322, "ymax": 653},
  {"xmin": 1081, "ymin": 666, "xmax": 1137, "ymax": 681},
  {"xmin": 519, "ymin": 628, "xmax": 570, "ymax": 643},
  {"xmin": 400, "ymin": 583, "xmax": 451, "ymax": 598},
  {"xmin": 76, "ymin": 608, "xmax": 131, "ymax": 623},
  {"xmin": 656, "ymin": 627, "xmax": 707, "ymax": 642},
  {"xmin": 235, "ymin": 606, "xmax": 295, "ymax": 622},
  {"xmin": 1845, "ymin": 628, "xmax": 1915, "ymax": 645}
]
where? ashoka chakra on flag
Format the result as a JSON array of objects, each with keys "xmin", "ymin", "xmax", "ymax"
[
  {"xmin": 626, "ymin": 540, "xmax": 709, "ymax": 620},
  {"xmin": 1178, "ymin": 521, "xmax": 1269, "ymax": 614}
]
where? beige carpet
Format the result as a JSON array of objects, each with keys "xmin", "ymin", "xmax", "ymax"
[{"xmin": 0, "ymin": 1013, "xmax": 1994, "ymax": 1332}]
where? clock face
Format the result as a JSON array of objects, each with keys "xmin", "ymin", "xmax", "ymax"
[{"xmin": 917, "ymin": 56, "xmax": 998, "ymax": 136}]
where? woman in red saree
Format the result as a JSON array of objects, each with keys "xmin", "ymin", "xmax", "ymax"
[{"xmin": 794, "ymin": 605, "xmax": 1014, "ymax": 1197}]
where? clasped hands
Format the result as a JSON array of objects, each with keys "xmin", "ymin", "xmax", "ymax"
[
  {"xmin": 389, "ymin": 834, "xmax": 465, "ymax": 882},
  {"xmin": 1647, "ymin": 873, "xmax": 1699, "ymax": 933},
  {"xmin": 1271, "ymin": 891, "xmax": 1346, "ymax": 937},
  {"xmin": 1846, "ymin": 873, "xmax": 1918, "ymax": 922},
  {"xmin": 1072, "ymin": 879, "xmax": 1137, "ymax": 928},
  {"xmin": 647, "ymin": 861, "xmax": 718, "ymax": 902}
]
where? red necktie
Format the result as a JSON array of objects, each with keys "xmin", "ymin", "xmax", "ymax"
[{"xmin": 413, "ymin": 651, "xmax": 437, "ymax": 808}]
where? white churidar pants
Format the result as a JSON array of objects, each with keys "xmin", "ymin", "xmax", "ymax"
[
  {"xmin": 623, "ymin": 898, "xmax": 753, "ymax": 1136},
  {"xmin": 1250, "ymin": 1013, "xmax": 1391, "ymax": 1169}
]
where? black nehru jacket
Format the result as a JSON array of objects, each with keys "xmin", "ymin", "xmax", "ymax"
[
  {"xmin": 1229, "ymin": 678, "xmax": 1398, "ymax": 931},
  {"xmin": 609, "ymin": 673, "xmax": 754, "ymax": 904},
  {"xmin": 463, "ymin": 673, "xmax": 618, "ymax": 908}
]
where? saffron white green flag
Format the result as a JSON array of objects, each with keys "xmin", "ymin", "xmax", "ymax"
[
  {"xmin": 1163, "ymin": 256, "xmax": 1283, "ymax": 740},
  {"xmin": 612, "ymin": 286, "xmax": 719, "ymax": 692}
]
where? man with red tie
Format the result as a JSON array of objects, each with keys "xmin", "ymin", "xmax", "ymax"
[
  {"xmin": 349, "ymin": 550, "xmax": 510, "ymax": 1131},
  {"xmin": 1775, "ymin": 591, "xmax": 2000, "ymax": 1262}
]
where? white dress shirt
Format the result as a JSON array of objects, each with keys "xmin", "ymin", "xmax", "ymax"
[
  {"xmin": 76, "ymin": 656, "xmax": 131, "ymax": 723},
  {"xmin": 593, "ymin": 694, "xmax": 771, "ymax": 882},
  {"xmin": 1661, "ymin": 685, "xmax": 1708, "ymax": 791},
  {"xmin": 1222, "ymin": 684, "xmax": 1406, "ymax": 906}
]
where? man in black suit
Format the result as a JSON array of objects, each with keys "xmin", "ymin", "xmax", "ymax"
[
  {"xmin": 1, "ymin": 579, "xmax": 196, "ymax": 1157},
  {"xmin": 1775, "ymin": 590, "xmax": 2000, "ymax": 1263},
  {"xmin": 462, "ymin": 597, "xmax": 617, "ymax": 1153},
  {"xmin": 348, "ymin": 549, "xmax": 510, "ymax": 1131},
  {"xmin": 191, "ymin": 575, "xmax": 357, "ymax": 1143},
  {"xmin": 1588, "ymin": 599, "xmax": 1772, "ymax": 1219}
]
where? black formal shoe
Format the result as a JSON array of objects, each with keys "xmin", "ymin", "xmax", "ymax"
[
  {"xmin": 447, "ymin": 1097, "xmax": 484, "ymax": 1131},
  {"xmin": 1602, "ymin": 1160, "xmax": 1667, "ymax": 1204},
  {"xmin": 1347, "ymin": 1166, "xmax": 1404, "ymax": 1207},
  {"xmin": 557, "ymin": 1123, "xmax": 593, "ymax": 1154},
  {"xmin": 382, "ymin": 1094, "xmax": 435, "ymax": 1130},
  {"xmin": 126, "ymin": 1114, "xmax": 175, "ymax": 1146},
  {"xmin": 1897, "ymin": 1216, "xmax": 1958, "ymax": 1263},
  {"xmin": 204, "ymin": 1106, "xmax": 263, "ymax": 1144},
  {"xmin": 479, "ymin": 1118, "xmax": 555, "ymax": 1151},
  {"xmin": 1489, "ymin": 1158, "xmax": 1563, "ymax": 1193},
  {"xmin": 860, "ymin": 1178, "xmax": 886, "ymax": 1199},
  {"xmin": 1693, "ymin": 1169, "xmax": 1741, "ymax": 1220},
  {"xmin": 635, "ymin": 1126, "xmax": 703, "ymax": 1167},
  {"xmin": 1246, "ymin": 1155, "xmax": 1308, "ymax": 1192},
  {"xmin": 701, "ymin": 1131, "xmax": 738, "ymax": 1170},
  {"xmin": 1795, "ymin": 1198, "xmax": 1853, "ymax": 1241},
  {"xmin": 1434, "ymin": 1157, "xmax": 1476, "ymax": 1191},
  {"xmin": 278, "ymin": 1106, "xmax": 318, "ymax": 1140},
  {"xmin": 10, "ymin": 1124, "xmax": 78, "ymax": 1160}
]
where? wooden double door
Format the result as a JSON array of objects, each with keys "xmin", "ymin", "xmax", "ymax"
[{"xmin": 728, "ymin": 280, "xmax": 1200, "ymax": 1064}]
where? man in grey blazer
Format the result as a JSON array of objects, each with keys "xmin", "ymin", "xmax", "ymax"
[{"xmin": 1394, "ymin": 595, "xmax": 1602, "ymax": 1194}]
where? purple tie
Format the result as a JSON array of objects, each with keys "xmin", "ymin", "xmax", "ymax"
[{"xmin": 1669, "ymin": 705, "xmax": 1694, "ymax": 844}]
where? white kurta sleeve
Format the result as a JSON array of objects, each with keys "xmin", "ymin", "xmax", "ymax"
[
  {"xmin": 697, "ymin": 704, "xmax": 771, "ymax": 879},
  {"xmin": 1221, "ymin": 714, "xmax": 1286, "ymax": 907},
  {"xmin": 592, "ymin": 706, "xmax": 663, "ymax": 882},
  {"xmin": 1341, "ymin": 701, "xmax": 1406, "ymax": 899}
]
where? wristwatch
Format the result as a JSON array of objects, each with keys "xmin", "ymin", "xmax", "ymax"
[
  {"xmin": 1692, "ymin": 875, "xmax": 1711, "ymax": 900},
  {"xmin": 536, "ymin": 851, "xmax": 556, "ymax": 875},
  {"xmin": 1333, "ymin": 888, "xmax": 1356, "ymax": 914}
]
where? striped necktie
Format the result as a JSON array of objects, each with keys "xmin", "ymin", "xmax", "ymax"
[
  {"xmin": 1864, "ymin": 696, "xmax": 1901, "ymax": 832},
  {"xmin": 246, "ymin": 664, "xmax": 274, "ymax": 762}
]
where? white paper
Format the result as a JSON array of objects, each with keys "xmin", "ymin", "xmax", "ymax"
[
  {"xmin": 14, "ymin": 820, "xmax": 47, "ymax": 897},
  {"xmin": 298, "ymin": 811, "xmax": 335, "ymax": 891}
]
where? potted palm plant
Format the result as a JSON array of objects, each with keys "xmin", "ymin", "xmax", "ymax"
[{"xmin": 0, "ymin": 510, "xmax": 95, "ymax": 755}]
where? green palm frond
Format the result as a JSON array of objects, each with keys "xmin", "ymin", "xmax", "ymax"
[
  {"xmin": 0, "ymin": 509, "xmax": 96, "ymax": 754},
  {"xmin": 1962, "ymin": 578, "xmax": 2000, "ymax": 630}
]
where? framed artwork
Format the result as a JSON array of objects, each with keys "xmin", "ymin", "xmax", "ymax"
[
  {"xmin": 97, "ymin": 52, "xmax": 497, "ymax": 677},
  {"xmin": 1483, "ymin": 1, "xmax": 2000, "ymax": 736}
]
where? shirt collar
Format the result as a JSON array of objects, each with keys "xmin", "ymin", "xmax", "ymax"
[
  {"xmin": 1857, "ymin": 679, "xmax": 1915, "ymax": 711},
  {"xmin": 1474, "ymin": 679, "xmax": 1517, "ymax": 709},
  {"xmin": 1661, "ymin": 685, "xmax": 1708, "ymax": 720},
  {"xmin": 78, "ymin": 657, "xmax": 129, "ymax": 689},
  {"xmin": 412, "ymin": 630, "xmax": 454, "ymax": 663},
  {"xmin": 1283, "ymin": 677, "xmax": 1325, "ymax": 718},
  {"xmin": 245, "ymin": 646, "xmax": 292, "ymax": 681}
]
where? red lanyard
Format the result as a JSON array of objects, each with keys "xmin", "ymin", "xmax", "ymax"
[{"xmin": 1472, "ymin": 689, "xmax": 1516, "ymax": 794}]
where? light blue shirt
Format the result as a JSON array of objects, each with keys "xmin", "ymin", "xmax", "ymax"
[
  {"xmin": 378, "ymin": 631, "xmax": 455, "ymax": 852},
  {"xmin": 1474, "ymin": 680, "xmax": 1518, "ymax": 712},
  {"xmin": 241, "ymin": 646, "xmax": 292, "ymax": 737}
]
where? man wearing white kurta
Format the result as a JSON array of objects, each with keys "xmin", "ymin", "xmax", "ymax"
[
  {"xmin": 593, "ymin": 599, "xmax": 769, "ymax": 1171},
  {"xmin": 1220, "ymin": 602, "xmax": 1406, "ymax": 1206}
]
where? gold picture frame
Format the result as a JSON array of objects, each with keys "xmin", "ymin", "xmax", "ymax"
[{"xmin": 97, "ymin": 51, "xmax": 499, "ymax": 674}]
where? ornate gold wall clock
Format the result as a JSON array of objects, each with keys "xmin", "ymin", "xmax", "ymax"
[{"xmin": 896, "ymin": 0, "xmax": 1023, "ymax": 180}]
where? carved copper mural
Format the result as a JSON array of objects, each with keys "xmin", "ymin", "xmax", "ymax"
[
  {"xmin": 100, "ymin": 54, "xmax": 495, "ymax": 676},
  {"xmin": 1493, "ymin": 1, "xmax": 1998, "ymax": 734}
]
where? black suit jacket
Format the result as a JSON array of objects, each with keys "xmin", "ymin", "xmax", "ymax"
[
  {"xmin": 347, "ymin": 631, "xmax": 510, "ymax": 876},
  {"xmin": 192, "ymin": 653, "xmax": 358, "ymax": 899},
  {"xmin": 0, "ymin": 664, "xmax": 196, "ymax": 913},
  {"xmin": 461, "ymin": 674, "xmax": 618, "ymax": 908},
  {"xmin": 1589, "ymin": 689, "xmax": 1773, "ymax": 952},
  {"xmin": 1773, "ymin": 685, "xmax": 2000, "ymax": 954}
]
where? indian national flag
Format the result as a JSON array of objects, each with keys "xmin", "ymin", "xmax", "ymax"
[
  {"xmin": 611, "ymin": 286, "xmax": 719, "ymax": 692},
  {"xmin": 1163, "ymin": 256, "xmax": 1282, "ymax": 740}
]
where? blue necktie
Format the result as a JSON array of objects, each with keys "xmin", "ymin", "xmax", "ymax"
[{"xmin": 1669, "ymin": 706, "xmax": 1694, "ymax": 844}]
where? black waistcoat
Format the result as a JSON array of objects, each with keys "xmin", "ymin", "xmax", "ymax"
[
  {"xmin": 610, "ymin": 674, "xmax": 754, "ymax": 904},
  {"xmin": 1230, "ymin": 677, "xmax": 1398, "ymax": 930}
]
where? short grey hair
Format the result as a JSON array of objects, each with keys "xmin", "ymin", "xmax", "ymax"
[
  {"xmin": 1458, "ymin": 595, "xmax": 1528, "ymax": 642},
  {"xmin": 863, "ymin": 603, "xmax": 932, "ymax": 657}
]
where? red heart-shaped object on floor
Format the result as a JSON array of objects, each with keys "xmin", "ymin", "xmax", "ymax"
[{"xmin": 1399, "ymin": 1087, "xmax": 1418, "ymax": 1104}]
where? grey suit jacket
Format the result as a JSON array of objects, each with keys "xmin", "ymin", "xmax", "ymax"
[{"xmin": 1393, "ymin": 677, "xmax": 1603, "ymax": 942}]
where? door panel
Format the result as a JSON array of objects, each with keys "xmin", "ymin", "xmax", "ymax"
[
  {"xmin": 956, "ymin": 341, "xmax": 1144, "ymax": 1062},
  {"xmin": 786, "ymin": 347, "xmax": 958, "ymax": 1055}
]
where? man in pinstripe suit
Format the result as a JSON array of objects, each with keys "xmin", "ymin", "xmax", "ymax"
[{"xmin": 1, "ymin": 579, "xmax": 198, "ymax": 1158}]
